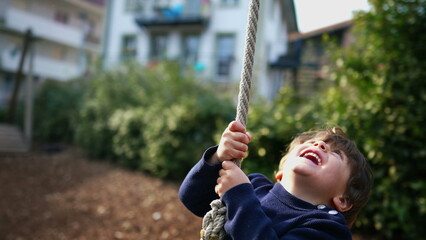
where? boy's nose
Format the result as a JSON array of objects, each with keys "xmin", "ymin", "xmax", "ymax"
[{"xmin": 314, "ymin": 141, "xmax": 328, "ymax": 152}]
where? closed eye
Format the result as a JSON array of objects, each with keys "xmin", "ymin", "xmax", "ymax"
[{"xmin": 333, "ymin": 150, "xmax": 343, "ymax": 159}]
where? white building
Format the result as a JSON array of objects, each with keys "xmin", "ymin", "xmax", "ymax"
[
  {"xmin": 0, "ymin": 0, "xmax": 105, "ymax": 107},
  {"xmin": 102, "ymin": 0, "xmax": 298, "ymax": 99}
]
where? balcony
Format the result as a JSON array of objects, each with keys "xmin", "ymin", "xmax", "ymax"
[
  {"xmin": 1, "ymin": 49, "xmax": 82, "ymax": 81},
  {"xmin": 135, "ymin": 2, "xmax": 210, "ymax": 29},
  {"xmin": 2, "ymin": 8, "xmax": 84, "ymax": 48}
]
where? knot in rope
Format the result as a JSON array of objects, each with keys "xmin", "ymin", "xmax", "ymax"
[{"xmin": 200, "ymin": 199, "xmax": 227, "ymax": 240}]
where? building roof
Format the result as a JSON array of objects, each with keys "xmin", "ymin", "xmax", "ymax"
[{"xmin": 288, "ymin": 19, "xmax": 353, "ymax": 42}]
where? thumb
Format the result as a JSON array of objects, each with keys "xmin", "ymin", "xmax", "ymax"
[{"xmin": 222, "ymin": 160, "xmax": 238, "ymax": 170}]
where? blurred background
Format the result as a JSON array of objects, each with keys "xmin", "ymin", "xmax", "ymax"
[{"xmin": 0, "ymin": 0, "xmax": 425, "ymax": 239}]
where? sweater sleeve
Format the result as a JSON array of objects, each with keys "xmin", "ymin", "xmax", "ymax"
[
  {"xmin": 178, "ymin": 146, "xmax": 222, "ymax": 217},
  {"xmin": 221, "ymin": 178, "xmax": 281, "ymax": 240}
]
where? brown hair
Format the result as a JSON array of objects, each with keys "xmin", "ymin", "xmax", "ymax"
[{"xmin": 277, "ymin": 127, "xmax": 373, "ymax": 227}]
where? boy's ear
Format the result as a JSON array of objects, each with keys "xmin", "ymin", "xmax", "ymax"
[
  {"xmin": 275, "ymin": 171, "xmax": 283, "ymax": 181},
  {"xmin": 332, "ymin": 196, "xmax": 353, "ymax": 212}
]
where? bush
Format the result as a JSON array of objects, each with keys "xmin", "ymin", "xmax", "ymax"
[
  {"xmin": 137, "ymin": 95, "xmax": 233, "ymax": 179},
  {"xmin": 75, "ymin": 61, "xmax": 152, "ymax": 159},
  {"xmin": 76, "ymin": 61, "xmax": 234, "ymax": 178},
  {"xmin": 33, "ymin": 79, "xmax": 85, "ymax": 142},
  {"xmin": 109, "ymin": 108, "xmax": 146, "ymax": 169}
]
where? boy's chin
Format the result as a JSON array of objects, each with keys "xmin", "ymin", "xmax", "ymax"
[{"xmin": 290, "ymin": 162, "xmax": 319, "ymax": 177}]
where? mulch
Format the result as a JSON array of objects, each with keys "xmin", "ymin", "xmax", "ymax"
[
  {"xmin": 0, "ymin": 145, "xmax": 368, "ymax": 240},
  {"xmin": 0, "ymin": 145, "xmax": 201, "ymax": 240}
]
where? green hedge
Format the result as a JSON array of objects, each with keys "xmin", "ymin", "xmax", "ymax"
[
  {"xmin": 107, "ymin": 88, "xmax": 234, "ymax": 178},
  {"xmin": 74, "ymin": 61, "xmax": 234, "ymax": 177},
  {"xmin": 33, "ymin": 79, "xmax": 85, "ymax": 142},
  {"xmin": 74, "ymin": 61, "xmax": 149, "ymax": 159}
]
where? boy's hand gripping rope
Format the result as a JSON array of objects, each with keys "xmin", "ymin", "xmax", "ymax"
[{"xmin": 200, "ymin": 0, "xmax": 260, "ymax": 239}]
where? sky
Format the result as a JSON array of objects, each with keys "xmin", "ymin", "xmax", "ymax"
[{"xmin": 294, "ymin": 0, "xmax": 371, "ymax": 33}]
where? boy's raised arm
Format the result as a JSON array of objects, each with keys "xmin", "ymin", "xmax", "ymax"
[
  {"xmin": 179, "ymin": 121, "xmax": 251, "ymax": 216},
  {"xmin": 178, "ymin": 146, "xmax": 222, "ymax": 217}
]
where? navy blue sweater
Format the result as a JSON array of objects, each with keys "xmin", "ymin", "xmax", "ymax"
[{"xmin": 179, "ymin": 146, "xmax": 352, "ymax": 240}]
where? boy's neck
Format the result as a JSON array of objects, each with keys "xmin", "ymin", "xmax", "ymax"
[{"xmin": 280, "ymin": 180, "xmax": 333, "ymax": 207}]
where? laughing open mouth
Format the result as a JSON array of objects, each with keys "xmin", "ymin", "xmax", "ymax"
[{"xmin": 300, "ymin": 151, "xmax": 322, "ymax": 166}]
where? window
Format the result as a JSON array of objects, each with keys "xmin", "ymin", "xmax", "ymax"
[
  {"xmin": 153, "ymin": 0, "xmax": 170, "ymax": 9},
  {"xmin": 216, "ymin": 34, "xmax": 235, "ymax": 76},
  {"xmin": 4, "ymin": 73, "xmax": 14, "ymax": 92},
  {"xmin": 221, "ymin": 0, "xmax": 238, "ymax": 7},
  {"xmin": 54, "ymin": 11, "xmax": 69, "ymax": 24},
  {"xmin": 121, "ymin": 34, "xmax": 137, "ymax": 59},
  {"xmin": 185, "ymin": 0, "xmax": 201, "ymax": 16},
  {"xmin": 125, "ymin": 0, "xmax": 144, "ymax": 12},
  {"xmin": 0, "ymin": 73, "xmax": 14, "ymax": 106},
  {"xmin": 51, "ymin": 45, "xmax": 67, "ymax": 60},
  {"xmin": 150, "ymin": 34, "xmax": 168, "ymax": 61},
  {"xmin": 182, "ymin": 34, "xmax": 200, "ymax": 65},
  {"xmin": 14, "ymin": 0, "xmax": 30, "ymax": 11}
]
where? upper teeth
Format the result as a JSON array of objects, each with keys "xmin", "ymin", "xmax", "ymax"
[{"xmin": 303, "ymin": 152, "xmax": 322, "ymax": 166}]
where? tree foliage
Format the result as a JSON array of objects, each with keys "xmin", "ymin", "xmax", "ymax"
[
  {"xmin": 314, "ymin": 0, "xmax": 425, "ymax": 238},
  {"xmin": 244, "ymin": 0, "xmax": 426, "ymax": 238}
]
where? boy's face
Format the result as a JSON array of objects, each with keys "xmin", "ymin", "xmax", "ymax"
[{"xmin": 281, "ymin": 138, "xmax": 351, "ymax": 205}]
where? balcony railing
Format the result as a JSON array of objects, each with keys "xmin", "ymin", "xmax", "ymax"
[
  {"xmin": 3, "ymin": 8, "xmax": 84, "ymax": 48},
  {"xmin": 1, "ymin": 49, "xmax": 82, "ymax": 81},
  {"xmin": 135, "ymin": 2, "xmax": 210, "ymax": 28}
]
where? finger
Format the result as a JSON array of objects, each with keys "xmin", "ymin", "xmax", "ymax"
[
  {"xmin": 222, "ymin": 133, "xmax": 249, "ymax": 151},
  {"xmin": 229, "ymin": 131, "xmax": 250, "ymax": 145},
  {"xmin": 229, "ymin": 121, "xmax": 246, "ymax": 134},
  {"xmin": 246, "ymin": 132, "xmax": 252, "ymax": 142},
  {"xmin": 221, "ymin": 148, "xmax": 247, "ymax": 160},
  {"xmin": 218, "ymin": 169, "xmax": 226, "ymax": 177},
  {"xmin": 229, "ymin": 139, "xmax": 248, "ymax": 152},
  {"xmin": 223, "ymin": 131, "xmax": 249, "ymax": 146},
  {"xmin": 215, "ymin": 184, "xmax": 224, "ymax": 197}
]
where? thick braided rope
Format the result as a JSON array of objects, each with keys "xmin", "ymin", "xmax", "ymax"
[
  {"xmin": 200, "ymin": 1, "xmax": 260, "ymax": 240},
  {"xmin": 234, "ymin": 0, "xmax": 260, "ymax": 167}
]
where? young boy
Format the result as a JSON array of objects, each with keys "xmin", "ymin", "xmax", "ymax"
[{"xmin": 179, "ymin": 121, "xmax": 372, "ymax": 239}]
